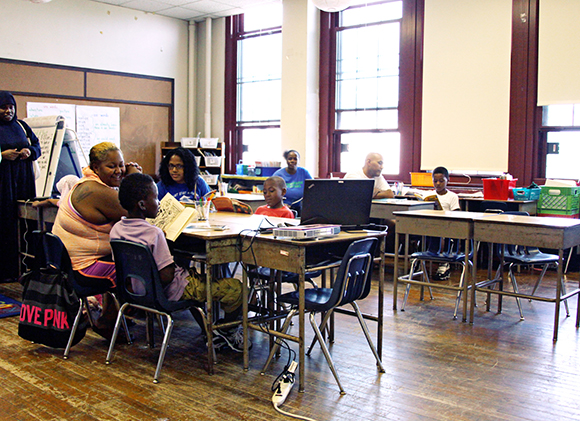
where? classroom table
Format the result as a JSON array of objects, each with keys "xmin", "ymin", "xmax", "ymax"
[
  {"xmin": 181, "ymin": 212, "xmax": 387, "ymax": 392},
  {"xmin": 17, "ymin": 200, "xmax": 58, "ymax": 229},
  {"xmin": 370, "ymin": 198, "xmax": 436, "ymax": 220},
  {"xmin": 16, "ymin": 202, "xmax": 386, "ymax": 389},
  {"xmin": 460, "ymin": 197, "xmax": 538, "ymax": 215},
  {"xmin": 470, "ymin": 213, "xmax": 580, "ymax": 341},
  {"xmin": 392, "ymin": 210, "xmax": 485, "ymax": 322}
]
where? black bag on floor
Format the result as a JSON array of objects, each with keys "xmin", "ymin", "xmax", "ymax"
[{"xmin": 18, "ymin": 232, "xmax": 87, "ymax": 349}]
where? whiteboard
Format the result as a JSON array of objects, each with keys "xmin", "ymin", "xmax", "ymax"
[
  {"xmin": 76, "ymin": 105, "xmax": 120, "ymax": 160},
  {"xmin": 23, "ymin": 115, "xmax": 66, "ymax": 197},
  {"xmin": 26, "ymin": 102, "xmax": 76, "ymax": 131}
]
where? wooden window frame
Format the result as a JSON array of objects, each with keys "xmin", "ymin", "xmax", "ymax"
[{"xmin": 318, "ymin": 0, "xmax": 424, "ymax": 181}]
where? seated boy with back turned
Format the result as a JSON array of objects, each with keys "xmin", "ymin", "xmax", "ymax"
[
  {"xmin": 110, "ymin": 173, "xmax": 248, "ymax": 352},
  {"xmin": 431, "ymin": 166, "xmax": 460, "ymax": 280},
  {"xmin": 255, "ymin": 176, "xmax": 295, "ymax": 219}
]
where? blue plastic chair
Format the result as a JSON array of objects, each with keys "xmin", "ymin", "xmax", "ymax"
[
  {"xmin": 402, "ymin": 236, "xmax": 473, "ymax": 319},
  {"xmin": 260, "ymin": 237, "xmax": 385, "ymax": 394},
  {"xmin": 484, "ymin": 212, "xmax": 564, "ymax": 320},
  {"xmin": 33, "ymin": 231, "xmax": 130, "ymax": 359},
  {"xmin": 106, "ymin": 240, "xmax": 207, "ymax": 383}
]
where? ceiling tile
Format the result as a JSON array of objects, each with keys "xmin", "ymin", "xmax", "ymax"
[{"xmin": 118, "ymin": 0, "xmax": 173, "ymax": 13}]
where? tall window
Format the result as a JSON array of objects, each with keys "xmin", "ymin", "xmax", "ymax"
[
  {"xmin": 540, "ymin": 104, "xmax": 580, "ymax": 180},
  {"xmin": 225, "ymin": 6, "xmax": 282, "ymax": 171},
  {"xmin": 336, "ymin": 1, "xmax": 402, "ymax": 173},
  {"xmin": 319, "ymin": 0, "xmax": 423, "ymax": 178}
]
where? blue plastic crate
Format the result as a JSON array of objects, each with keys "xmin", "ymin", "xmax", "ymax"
[
  {"xmin": 512, "ymin": 187, "xmax": 541, "ymax": 200},
  {"xmin": 254, "ymin": 167, "xmax": 280, "ymax": 177}
]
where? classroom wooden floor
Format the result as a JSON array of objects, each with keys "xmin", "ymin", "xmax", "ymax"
[{"xmin": 0, "ymin": 262, "xmax": 579, "ymax": 421}]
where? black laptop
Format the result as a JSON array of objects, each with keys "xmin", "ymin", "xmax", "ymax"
[{"xmin": 300, "ymin": 179, "xmax": 377, "ymax": 230}]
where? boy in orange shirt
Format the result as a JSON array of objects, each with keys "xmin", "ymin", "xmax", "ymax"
[{"xmin": 255, "ymin": 176, "xmax": 295, "ymax": 219}]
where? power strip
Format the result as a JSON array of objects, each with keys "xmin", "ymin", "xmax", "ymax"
[{"xmin": 272, "ymin": 361, "xmax": 298, "ymax": 406}]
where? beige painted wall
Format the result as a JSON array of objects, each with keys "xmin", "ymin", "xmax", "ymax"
[{"xmin": 0, "ymin": 0, "xmax": 190, "ymax": 142}]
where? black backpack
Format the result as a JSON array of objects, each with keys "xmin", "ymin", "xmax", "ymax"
[{"xmin": 18, "ymin": 232, "xmax": 87, "ymax": 349}]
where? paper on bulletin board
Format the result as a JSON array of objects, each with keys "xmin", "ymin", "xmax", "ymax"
[
  {"xmin": 76, "ymin": 105, "xmax": 120, "ymax": 160},
  {"xmin": 26, "ymin": 102, "xmax": 76, "ymax": 131}
]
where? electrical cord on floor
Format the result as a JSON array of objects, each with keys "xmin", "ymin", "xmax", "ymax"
[
  {"xmin": 21, "ymin": 198, "xmax": 34, "ymax": 273},
  {"xmin": 271, "ymin": 360, "xmax": 318, "ymax": 421},
  {"xmin": 237, "ymin": 226, "xmax": 318, "ymax": 421}
]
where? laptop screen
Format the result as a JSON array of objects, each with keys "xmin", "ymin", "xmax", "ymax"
[{"xmin": 300, "ymin": 179, "xmax": 374, "ymax": 226}]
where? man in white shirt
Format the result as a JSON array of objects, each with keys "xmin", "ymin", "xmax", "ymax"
[{"xmin": 344, "ymin": 152, "xmax": 394, "ymax": 199}]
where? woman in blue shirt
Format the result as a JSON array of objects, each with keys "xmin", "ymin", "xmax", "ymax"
[
  {"xmin": 273, "ymin": 149, "xmax": 312, "ymax": 213},
  {"xmin": 157, "ymin": 147, "xmax": 210, "ymax": 202}
]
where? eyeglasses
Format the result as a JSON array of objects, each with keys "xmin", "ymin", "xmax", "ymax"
[{"xmin": 168, "ymin": 164, "xmax": 184, "ymax": 170}]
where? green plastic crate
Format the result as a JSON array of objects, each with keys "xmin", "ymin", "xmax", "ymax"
[
  {"xmin": 538, "ymin": 209, "xmax": 579, "ymax": 218},
  {"xmin": 538, "ymin": 186, "xmax": 580, "ymax": 212}
]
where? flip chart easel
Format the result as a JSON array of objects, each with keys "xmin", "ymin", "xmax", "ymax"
[{"xmin": 23, "ymin": 115, "xmax": 67, "ymax": 197}]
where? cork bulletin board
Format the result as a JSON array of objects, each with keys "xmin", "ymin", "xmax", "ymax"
[{"xmin": 0, "ymin": 58, "xmax": 174, "ymax": 175}]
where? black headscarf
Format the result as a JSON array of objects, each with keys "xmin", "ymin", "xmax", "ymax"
[
  {"xmin": 0, "ymin": 91, "xmax": 18, "ymax": 125},
  {"xmin": 0, "ymin": 91, "xmax": 41, "ymax": 161}
]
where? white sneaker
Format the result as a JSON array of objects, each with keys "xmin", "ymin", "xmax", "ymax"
[
  {"xmin": 433, "ymin": 263, "xmax": 450, "ymax": 281},
  {"xmin": 215, "ymin": 325, "xmax": 251, "ymax": 352}
]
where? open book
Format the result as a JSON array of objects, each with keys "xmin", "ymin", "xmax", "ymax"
[
  {"xmin": 413, "ymin": 190, "xmax": 442, "ymax": 209},
  {"xmin": 147, "ymin": 193, "xmax": 197, "ymax": 241}
]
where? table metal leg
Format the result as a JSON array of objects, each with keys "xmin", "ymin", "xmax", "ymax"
[
  {"xmin": 243, "ymin": 267, "xmax": 249, "ymax": 371},
  {"xmin": 470, "ymin": 241, "xmax": 478, "ymax": 324},
  {"xmin": 553, "ymin": 251, "xmax": 563, "ymax": 341},
  {"xmin": 205, "ymin": 265, "xmax": 214, "ymax": 374},
  {"xmin": 393, "ymin": 232, "xmax": 400, "ymax": 310},
  {"xmin": 298, "ymin": 268, "xmax": 305, "ymax": 393},
  {"xmin": 462, "ymin": 238, "xmax": 470, "ymax": 322},
  {"xmin": 378, "ymin": 236, "xmax": 385, "ymax": 358}
]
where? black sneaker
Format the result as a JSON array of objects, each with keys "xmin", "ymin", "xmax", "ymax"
[
  {"xmin": 215, "ymin": 325, "xmax": 250, "ymax": 353},
  {"xmin": 211, "ymin": 334, "xmax": 228, "ymax": 352},
  {"xmin": 433, "ymin": 263, "xmax": 450, "ymax": 281}
]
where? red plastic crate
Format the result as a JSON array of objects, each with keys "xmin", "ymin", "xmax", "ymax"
[{"xmin": 483, "ymin": 178, "xmax": 518, "ymax": 200}]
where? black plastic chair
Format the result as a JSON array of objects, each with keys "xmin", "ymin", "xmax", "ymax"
[
  {"xmin": 402, "ymin": 236, "xmax": 473, "ymax": 320},
  {"xmin": 107, "ymin": 240, "xmax": 207, "ymax": 383},
  {"xmin": 34, "ymin": 232, "xmax": 130, "ymax": 359},
  {"xmin": 479, "ymin": 200, "xmax": 508, "ymax": 213},
  {"xmin": 481, "ymin": 211, "xmax": 564, "ymax": 320},
  {"xmin": 260, "ymin": 238, "xmax": 385, "ymax": 394}
]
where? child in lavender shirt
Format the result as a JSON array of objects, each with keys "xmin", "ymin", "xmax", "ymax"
[{"xmin": 110, "ymin": 173, "xmax": 246, "ymax": 352}]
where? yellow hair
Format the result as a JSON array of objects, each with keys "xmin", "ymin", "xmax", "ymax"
[{"xmin": 89, "ymin": 142, "xmax": 120, "ymax": 168}]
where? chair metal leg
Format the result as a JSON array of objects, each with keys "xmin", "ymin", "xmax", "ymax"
[
  {"xmin": 508, "ymin": 265, "xmax": 525, "ymax": 320},
  {"xmin": 260, "ymin": 309, "xmax": 297, "ymax": 374},
  {"xmin": 453, "ymin": 264, "xmax": 467, "ymax": 320},
  {"xmin": 401, "ymin": 259, "xmax": 417, "ymax": 311},
  {"xmin": 306, "ymin": 309, "xmax": 333, "ymax": 356},
  {"xmin": 153, "ymin": 314, "xmax": 174, "ymax": 384},
  {"xmin": 105, "ymin": 302, "xmax": 130, "ymax": 365},
  {"xmin": 560, "ymin": 276, "xmax": 570, "ymax": 317},
  {"xmin": 529, "ymin": 263, "xmax": 570, "ymax": 317},
  {"xmin": 421, "ymin": 261, "xmax": 434, "ymax": 301},
  {"xmin": 486, "ymin": 265, "xmax": 503, "ymax": 312},
  {"xmin": 111, "ymin": 292, "xmax": 131, "ymax": 344},
  {"xmin": 350, "ymin": 302, "xmax": 385, "ymax": 373},
  {"xmin": 402, "ymin": 259, "xmax": 427, "ymax": 311},
  {"xmin": 530, "ymin": 264, "xmax": 569, "ymax": 316},
  {"xmin": 309, "ymin": 312, "xmax": 345, "ymax": 394},
  {"xmin": 63, "ymin": 298, "xmax": 84, "ymax": 359},
  {"xmin": 530, "ymin": 264, "xmax": 551, "ymax": 297}
]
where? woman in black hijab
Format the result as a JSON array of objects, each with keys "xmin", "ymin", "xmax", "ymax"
[{"xmin": 0, "ymin": 91, "xmax": 41, "ymax": 282}]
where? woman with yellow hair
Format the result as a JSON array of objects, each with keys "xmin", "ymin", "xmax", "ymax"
[{"xmin": 52, "ymin": 142, "xmax": 141, "ymax": 336}]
